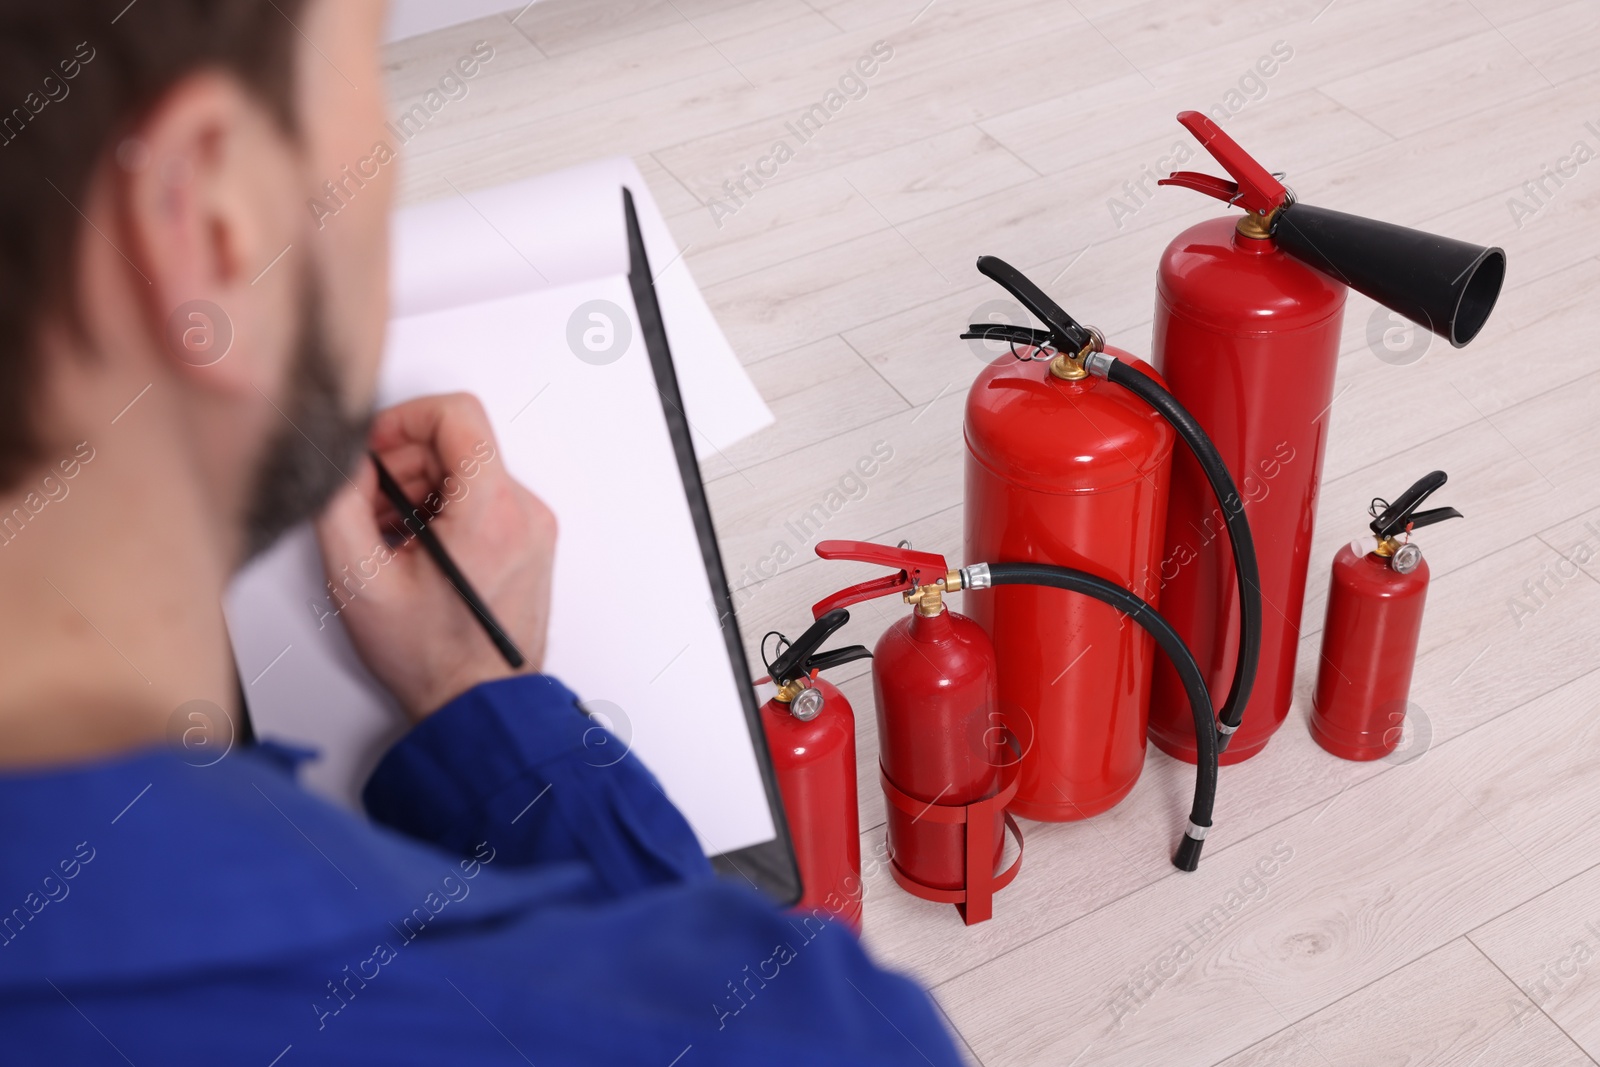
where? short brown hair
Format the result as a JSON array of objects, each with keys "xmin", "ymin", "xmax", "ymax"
[{"xmin": 0, "ymin": 0, "xmax": 307, "ymax": 489}]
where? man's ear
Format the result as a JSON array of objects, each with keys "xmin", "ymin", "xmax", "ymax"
[{"xmin": 117, "ymin": 73, "xmax": 302, "ymax": 396}]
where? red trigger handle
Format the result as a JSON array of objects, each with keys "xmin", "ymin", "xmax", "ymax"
[
  {"xmin": 1159, "ymin": 172, "xmax": 1242, "ymax": 204},
  {"xmin": 812, "ymin": 539, "xmax": 950, "ymax": 618},
  {"xmin": 1158, "ymin": 110, "xmax": 1288, "ymax": 217}
]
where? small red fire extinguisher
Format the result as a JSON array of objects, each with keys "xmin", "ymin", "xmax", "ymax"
[
  {"xmin": 811, "ymin": 541, "xmax": 1022, "ymax": 925},
  {"xmin": 758, "ymin": 608, "xmax": 872, "ymax": 929},
  {"xmin": 812, "ymin": 538, "xmax": 1232, "ymax": 921},
  {"xmin": 1147, "ymin": 111, "xmax": 1505, "ymax": 765},
  {"xmin": 1311, "ymin": 471, "xmax": 1461, "ymax": 761}
]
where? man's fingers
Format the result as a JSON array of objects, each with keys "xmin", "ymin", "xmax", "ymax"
[
  {"xmin": 367, "ymin": 395, "xmax": 507, "ymax": 530},
  {"xmin": 373, "ymin": 441, "xmax": 446, "ymax": 489},
  {"xmin": 314, "ymin": 454, "xmax": 383, "ymax": 569},
  {"xmin": 369, "ymin": 452, "xmax": 490, "ymax": 529},
  {"xmin": 368, "ymin": 393, "xmax": 496, "ymax": 473}
]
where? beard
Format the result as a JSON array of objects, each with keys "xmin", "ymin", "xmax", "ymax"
[{"xmin": 240, "ymin": 283, "xmax": 373, "ymax": 562}]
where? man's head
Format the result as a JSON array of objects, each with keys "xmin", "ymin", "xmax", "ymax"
[{"xmin": 0, "ymin": 0, "xmax": 392, "ymax": 563}]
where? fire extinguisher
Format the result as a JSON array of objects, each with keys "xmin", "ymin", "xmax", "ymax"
[
  {"xmin": 758, "ymin": 608, "xmax": 872, "ymax": 929},
  {"xmin": 1311, "ymin": 471, "xmax": 1461, "ymax": 761},
  {"xmin": 959, "ymin": 256, "xmax": 1262, "ymax": 819},
  {"xmin": 814, "ymin": 538, "xmax": 1223, "ymax": 927},
  {"xmin": 811, "ymin": 541, "xmax": 1016, "ymax": 925},
  {"xmin": 1147, "ymin": 110, "xmax": 1506, "ymax": 765}
]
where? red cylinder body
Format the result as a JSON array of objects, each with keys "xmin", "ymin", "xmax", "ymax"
[
  {"xmin": 964, "ymin": 347, "xmax": 1174, "ymax": 820},
  {"xmin": 1148, "ymin": 217, "xmax": 1347, "ymax": 764},
  {"xmin": 874, "ymin": 607, "xmax": 1001, "ymax": 891},
  {"xmin": 1310, "ymin": 545, "xmax": 1430, "ymax": 760},
  {"xmin": 761, "ymin": 677, "xmax": 862, "ymax": 929}
]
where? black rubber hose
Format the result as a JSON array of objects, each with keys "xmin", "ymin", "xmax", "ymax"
[
  {"xmin": 984, "ymin": 562, "xmax": 1218, "ymax": 870},
  {"xmin": 1098, "ymin": 358, "xmax": 1262, "ymax": 750}
]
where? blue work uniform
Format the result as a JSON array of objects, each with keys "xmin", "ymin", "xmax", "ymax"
[{"xmin": 0, "ymin": 674, "xmax": 962, "ymax": 1065}]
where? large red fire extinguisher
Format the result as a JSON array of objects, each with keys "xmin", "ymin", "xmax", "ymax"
[
  {"xmin": 1311, "ymin": 471, "xmax": 1461, "ymax": 761},
  {"xmin": 959, "ymin": 256, "xmax": 1261, "ymax": 818},
  {"xmin": 813, "ymin": 539, "xmax": 1227, "ymax": 924},
  {"xmin": 758, "ymin": 608, "xmax": 872, "ymax": 929},
  {"xmin": 1147, "ymin": 110, "xmax": 1506, "ymax": 764}
]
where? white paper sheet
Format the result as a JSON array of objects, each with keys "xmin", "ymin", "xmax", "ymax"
[
  {"xmin": 226, "ymin": 163, "xmax": 777, "ymax": 858},
  {"xmin": 390, "ymin": 157, "xmax": 770, "ymax": 459}
]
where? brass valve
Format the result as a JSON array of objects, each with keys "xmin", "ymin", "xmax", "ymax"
[
  {"xmin": 1048, "ymin": 326, "xmax": 1106, "ymax": 382},
  {"xmin": 1048, "ymin": 351, "xmax": 1088, "ymax": 381},
  {"xmin": 903, "ymin": 570, "xmax": 966, "ymax": 617},
  {"xmin": 1235, "ymin": 198, "xmax": 1288, "ymax": 240}
]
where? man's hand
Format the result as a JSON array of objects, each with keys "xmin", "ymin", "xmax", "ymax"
[{"xmin": 315, "ymin": 393, "xmax": 556, "ymax": 721}]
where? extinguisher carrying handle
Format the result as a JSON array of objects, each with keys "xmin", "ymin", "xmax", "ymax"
[
  {"xmin": 959, "ymin": 323, "xmax": 1056, "ymax": 350},
  {"xmin": 806, "ymin": 645, "xmax": 873, "ymax": 673},
  {"xmin": 766, "ymin": 609, "xmax": 879, "ymax": 687},
  {"xmin": 767, "ymin": 608, "xmax": 852, "ymax": 686},
  {"xmin": 974, "ymin": 256, "xmax": 1097, "ymax": 355},
  {"xmin": 1370, "ymin": 470, "xmax": 1459, "ymax": 539},
  {"xmin": 1403, "ymin": 506, "xmax": 1463, "ymax": 532},
  {"xmin": 1159, "ymin": 110, "xmax": 1290, "ymax": 218},
  {"xmin": 1086, "ymin": 353, "xmax": 1264, "ymax": 744},
  {"xmin": 812, "ymin": 540, "xmax": 951, "ymax": 616},
  {"xmin": 979, "ymin": 562, "xmax": 1219, "ymax": 871}
]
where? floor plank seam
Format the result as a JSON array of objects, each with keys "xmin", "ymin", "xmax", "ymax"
[
  {"xmin": 689, "ymin": 147, "xmax": 1543, "ymax": 355},
  {"xmin": 410, "ymin": 63, "xmax": 749, "ymax": 176},
  {"xmin": 491, "ymin": 3, "xmax": 1590, "ymax": 261},
  {"xmin": 1464, "ymin": 855, "xmax": 1600, "ymax": 944},
  {"xmin": 502, "ymin": 11, "xmax": 551, "ymax": 59},
  {"xmin": 1463, "ymin": 934, "xmax": 1600, "ymax": 1067},
  {"xmin": 639, "ymin": 11, "xmax": 1121, "ymax": 164},
  {"xmin": 670, "ymin": 71, "xmax": 1587, "ymax": 306},
  {"xmin": 920, "ymin": 662, "xmax": 1600, "ymax": 998},
  {"xmin": 647, "ymin": 151, "xmax": 706, "ymax": 210},
  {"xmin": 838, "ymin": 333, "xmax": 917, "ymax": 409},
  {"xmin": 708, "ymin": 355, "xmax": 1595, "ymax": 532},
  {"xmin": 515, "ymin": 3, "xmax": 694, "ymax": 59},
  {"xmin": 1196, "ymin": 936, "xmax": 1482, "ymax": 1067}
]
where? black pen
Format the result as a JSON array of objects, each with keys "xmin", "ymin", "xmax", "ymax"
[{"xmin": 369, "ymin": 452, "xmax": 527, "ymax": 670}]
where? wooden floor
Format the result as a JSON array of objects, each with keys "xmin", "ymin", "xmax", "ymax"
[{"xmin": 386, "ymin": 2, "xmax": 1600, "ymax": 1063}]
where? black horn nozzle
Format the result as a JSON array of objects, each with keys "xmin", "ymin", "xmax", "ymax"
[{"xmin": 1272, "ymin": 202, "xmax": 1506, "ymax": 349}]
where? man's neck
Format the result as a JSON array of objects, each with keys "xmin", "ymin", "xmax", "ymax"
[{"xmin": 0, "ymin": 417, "xmax": 241, "ymax": 769}]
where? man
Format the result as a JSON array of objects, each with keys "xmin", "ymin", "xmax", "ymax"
[{"xmin": 0, "ymin": 2, "xmax": 964, "ymax": 1063}]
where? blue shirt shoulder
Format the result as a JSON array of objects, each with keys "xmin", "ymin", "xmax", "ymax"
[{"xmin": 0, "ymin": 673, "xmax": 961, "ymax": 1066}]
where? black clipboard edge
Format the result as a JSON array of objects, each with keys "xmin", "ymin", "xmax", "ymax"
[{"xmin": 623, "ymin": 188, "xmax": 803, "ymax": 907}]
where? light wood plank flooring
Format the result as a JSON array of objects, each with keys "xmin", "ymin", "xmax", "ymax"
[{"xmin": 385, "ymin": 2, "xmax": 1600, "ymax": 1062}]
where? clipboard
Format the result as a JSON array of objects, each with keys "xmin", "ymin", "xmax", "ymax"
[
  {"xmin": 226, "ymin": 175, "xmax": 799, "ymax": 905},
  {"xmin": 623, "ymin": 188, "xmax": 800, "ymax": 902}
]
